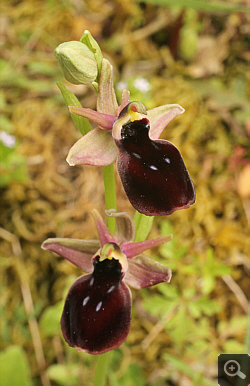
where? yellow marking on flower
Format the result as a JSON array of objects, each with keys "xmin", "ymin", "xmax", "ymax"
[
  {"xmin": 128, "ymin": 102, "xmax": 147, "ymax": 122},
  {"xmin": 128, "ymin": 105, "xmax": 139, "ymax": 122},
  {"xmin": 112, "ymin": 101, "xmax": 147, "ymax": 140},
  {"xmin": 99, "ymin": 243, "xmax": 128, "ymax": 272}
]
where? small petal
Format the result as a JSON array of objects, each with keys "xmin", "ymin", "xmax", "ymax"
[
  {"xmin": 125, "ymin": 254, "xmax": 172, "ymax": 289},
  {"xmin": 147, "ymin": 104, "xmax": 185, "ymax": 140},
  {"xmin": 97, "ymin": 59, "xmax": 118, "ymax": 115},
  {"xmin": 67, "ymin": 128, "xmax": 118, "ymax": 166},
  {"xmin": 61, "ymin": 256, "xmax": 131, "ymax": 354},
  {"xmin": 122, "ymin": 234, "xmax": 172, "ymax": 259},
  {"xmin": 117, "ymin": 90, "xmax": 131, "ymax": 116},
  {"xmin": 106, "ymin": 209, "xmax": 135, "ymax": 244},
  {"xmin": 116, "ymin": 119, "xmax": 195, "ymax": 216},
  {"xmin": 68, "ymin": 106, "xmax": 115, "ymax": 130},
  {"xmin": 42, "ymin": 238, "xmax": 100, "ymax": 272},
  {"xmin": 92, "ymin": 209, "xmax": 118, "ymax": 246}
]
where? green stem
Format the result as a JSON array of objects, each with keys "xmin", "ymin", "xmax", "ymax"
[
  {"xmin": 95, "ymin": 170, "xmax": 155, "ymax": 386},
  {"xmin": 133, "ymin": 211, "xmax": 154, "ymax": 242},
  {"xmin": 93, "ymin": 351, "xmax": 113, "ymax": 386},
  {"xmin": 93, "ymin": 164, "xmax": 116, "ymax": 386},
  {"xmin": 102, "ymin": 164, "xmax": 117, "ymax": 234}
]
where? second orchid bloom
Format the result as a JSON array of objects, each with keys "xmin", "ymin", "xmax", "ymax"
[
  {"xmin": 42, "ymin": 210, "xmax": 172, "ymax": 354},
  {"xmin": 66, "ymin": 59, "xmax": 195, "ymax": 216}
]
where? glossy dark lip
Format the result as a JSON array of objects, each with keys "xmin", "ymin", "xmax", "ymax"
[
  {"xmin": 61, "ymin": 252, "xmax": 132, "ymax": 355},
  {"xmin": 116, "ymin": 119, "xmax": 195, "ymax": 216}
]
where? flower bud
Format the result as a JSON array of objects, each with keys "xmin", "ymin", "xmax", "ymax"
[{"xmin": 54, "ymin": 41, "xmax": 98, "ymax": 85}]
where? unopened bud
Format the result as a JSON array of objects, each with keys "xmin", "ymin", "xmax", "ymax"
[{"xmin": 54, "ymin": 41, "xmax": 98, "ymax": 85}]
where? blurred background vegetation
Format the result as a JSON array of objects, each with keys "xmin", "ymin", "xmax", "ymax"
[{"xmin": 0, "ymin": 0, "xmax": 249, "ymax": 385}]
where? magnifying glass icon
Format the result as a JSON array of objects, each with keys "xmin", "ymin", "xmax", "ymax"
[{"xmin": 224, "ymin": 360, "xmax": 246, "ymax": 379}]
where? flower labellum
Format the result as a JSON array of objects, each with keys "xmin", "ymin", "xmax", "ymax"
[
  {"xmin": 115, "ymin": 117, "xmax": 195, "ymax": 216},
  {"xmin": 61, "ymin": 243, "xmax": 131, "ymax": 355}
]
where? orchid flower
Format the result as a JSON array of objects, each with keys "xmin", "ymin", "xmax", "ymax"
[
  {"xmin": 42, "ymin": 209, "xmax": 172, "ymax": 355},
  {"xmin": 66, "ymin": 59, "xmax": 195, "ymax": 216}
]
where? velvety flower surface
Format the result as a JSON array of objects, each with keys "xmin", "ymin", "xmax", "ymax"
[
  {"xmin": 66, "ymin": 59, "xmax": 195, "ymax": 216},
  {"xmin": 42, "ymin": 209, "xmax": 172, "ymax": 354}
]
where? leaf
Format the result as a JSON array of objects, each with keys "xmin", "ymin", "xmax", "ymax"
[
  {"xmin": 39, "ymin": 301, "xmax": 64, "ymax": 337},
  {"xmin": 218, "ymin": 315, "xmax": 248, "ymax": 338},
  {"xmin": 158, "ymin": 284, "xmax": 179, "ymax": 299},
  {"xmin": 188, "ymin": 297, "xmax": 221, "ymax": 318},
  {"xmin": 223, "ymin": 340, "xmax": 245, "ymax": 354},
  {"xmin": 0, "ymin": 142, "xmax": 27, "ymax": 187},
  {"xmin": 202, "ymin": 275, "xmax": 215, "ymax": 294},
  {"xmin": 142, "ymin": 291, "xmax": 178, "ymax": 317},
  {"xmin": 167, "ymin": 306, "xmax": 193, "ymax": 344},
  {"xmin": 47, "ymin": 364, "xmax": 79, "ymax": 386},
  {"xmin": 163, "ymin": 354, "xmax": 218, "ymax": 386},
  {"xmin": 136, "ymin": 0, "xmax": 250, "ymax": 13},
  {"xmin": 0, "ymin": 116, "xmax": 13, "ymax": 131},
  {"xmin": 57, "ymin": 82, "xmax": 92, "ymax": 135},
  {"xmin": 116, "ymin": 363, "xmax": 146, "ymax": 386},
  {"xmin": 0, "ymin": 346, "xmax": 31, "ymax": 386}
]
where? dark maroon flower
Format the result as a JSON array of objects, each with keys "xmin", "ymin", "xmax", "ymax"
[
  {"xmin": 66, "ymin": 59, "xmax": 195, "ymax": 216},
  {"xmin": 42, "ymin": 210, "xmax": 172, "ymax": 354}
]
